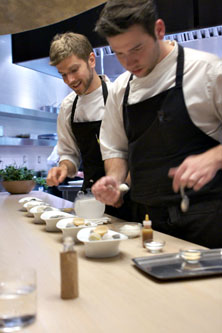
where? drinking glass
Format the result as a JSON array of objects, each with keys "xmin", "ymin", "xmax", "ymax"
[{"xmin": 0, "ymin": 267, "xmax": 37, "ymax": 332}]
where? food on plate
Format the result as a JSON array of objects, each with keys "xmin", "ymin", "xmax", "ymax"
[
  {"xmin": 94, "ymin": 225, "xmax": 108, "ymax": 237},
  {"xmin": 35, "ymin": 206, "xmax": 54, "ymax": 213},
  {"xmin": 87, "ymin": 226, "xmax": 120, "ymax": 241},
  {"xmin": 48, "ymin": 214, "xmax": 67, "ymax": 219},
  {"xmin": 89, "ymin": 232, "xmax": 102, "ymax": 241},
  {"xmin": 62, "ymin": 208, "xmax": 74, "ymax": 213},
  {"xmin": 102, "ymin": 233, "xmax": 114, "ymax": 240},
  {"xmin": 112, "ymin": 234, "xmax": 121, "ymax": 239},
  {"xmin": 73, "ymin": 217, "xmax": 85, "ymax": 226}
]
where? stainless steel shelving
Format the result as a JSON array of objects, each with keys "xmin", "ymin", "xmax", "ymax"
[
  {"xmin": 0, "ymin": 104, "xmax": 57, "ymax": 122},
  {"xmin": 0, "ymin": 137, "xmax": 57, "ymax": 147},
  {"xmin": 0, "ymin": 104, "xmax": 57, "ymax": 146}
]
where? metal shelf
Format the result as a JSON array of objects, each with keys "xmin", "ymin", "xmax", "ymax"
[
  {"xmin": 0, "ymin": 104, "xmax": 57, "ymax": 122},
  {"xmin": 0, "ymin": 137, "xmax": 57, "ymax": 147}
]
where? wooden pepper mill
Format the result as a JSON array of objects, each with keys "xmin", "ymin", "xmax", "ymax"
[{"xmin": 60, "ymin": 236, "xmax": 79, "ymax": 299}]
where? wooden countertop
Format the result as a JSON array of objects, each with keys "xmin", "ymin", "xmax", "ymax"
[{"xmin": 0, "ymin": 191, "xmax": 221, "ymax": 333}]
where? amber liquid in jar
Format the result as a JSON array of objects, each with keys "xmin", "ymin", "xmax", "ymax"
[{"xmin": 142, "ymin": 214, "xmax": 153, "ymax": 248}]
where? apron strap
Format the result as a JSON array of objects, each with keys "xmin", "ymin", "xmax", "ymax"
[
  {"xmin": 175, "ymin": 44, "xmax": 184, "ymax": 87},
  {"xmin": 100, "ymin": 77, "xmax": 108, "ymax": 105},
  {"xmin": 123, "ymin": 73, "xmax": 133, "ymax": 106}
]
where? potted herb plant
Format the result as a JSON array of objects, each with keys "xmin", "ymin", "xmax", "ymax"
[{"xmin": 0, "ymin": 165, "xmax": 47, "ymax": 194}]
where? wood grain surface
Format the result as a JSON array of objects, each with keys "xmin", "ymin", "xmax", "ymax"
[{"xmin": 0, "ymin": 191, "xmax": 221, "ymax": 333}]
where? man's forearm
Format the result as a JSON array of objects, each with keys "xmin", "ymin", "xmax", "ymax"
[{"xmin": 104, "ymin": 158, "xmax": 128, "ymax": 184}]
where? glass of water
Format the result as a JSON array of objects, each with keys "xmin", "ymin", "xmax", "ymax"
[{"xmin": 0, "ymin": 268, "xmax": 37, "ymax": 332}]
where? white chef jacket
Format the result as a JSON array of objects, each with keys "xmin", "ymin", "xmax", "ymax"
[
  {"xmin": 100, "ymin": 41, "xmax": 222, "ymax": 161},
  {"xmin": 57, "ymin": 75, "xmax": 111, "ymax": 175}
]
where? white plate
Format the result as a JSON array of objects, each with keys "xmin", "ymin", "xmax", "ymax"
[
  {"xmin": 40, "ymin": 211, "xmax": 74, "ymax": 232},
  {"xmin": 77, "ymin": 227, "xmax": 128, "ymax": 258},
  {"xmin": 68, "ymin": 180, "xmax": 84, "ymax": 185},
  {"xmin": 30, "ymin": 205, "xmax": 60, "ymax": 224},
  {"xmin": 24, "ymin": 200, "xmax": 48, "ymax": 216},
  {"xmin": 18, "ymin": 197, "xmax": 43, "ymax": 211},
  {"xmin": 56, "ymin": 218, "xmax": 97, "ymax": 242}
]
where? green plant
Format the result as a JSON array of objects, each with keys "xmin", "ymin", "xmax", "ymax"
[
  {"xmin": 0, "ymin": 165, "xmax": 35, "ymax": 181},
  {"xmin": 0, "ymin": 165, "xmax": 48, "ymax": 189},
  {"xmin": 35, "ymin": 177, "xmax": 48, "ymax": 189}
]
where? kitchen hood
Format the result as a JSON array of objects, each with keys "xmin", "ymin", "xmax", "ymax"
[
  {"xmin": 11, "ymin": 0, "xmax": 222, "ymax": 81},
  {"xmin": 14, "ymin": 25, "xmax": 222, "ymax": 82}
]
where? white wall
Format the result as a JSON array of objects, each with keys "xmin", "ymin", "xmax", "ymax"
[
  {"xmin": 0, "ymin": 34, "xmax": 69, "ymax": 173},
  {"xmin": 0, "ymin": 34, "xmax": 71, "ymax": 110}
]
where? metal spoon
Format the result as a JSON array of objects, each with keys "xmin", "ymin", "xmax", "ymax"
[{"xmin": 180, "ymin": 186, "xmax": 189, "ymax": 212}]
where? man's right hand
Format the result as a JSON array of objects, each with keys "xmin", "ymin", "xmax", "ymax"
[
  {"xmin": 92, "ymin": 176, "xmax": 122, "ymax": 207},
  {"xmin": 46, "ymin": 165, "xmax": 68, "ymax": 187}
]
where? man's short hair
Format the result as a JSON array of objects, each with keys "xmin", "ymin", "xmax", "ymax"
[
  {"xmin": 49, "ymin": 32, "xmax": 93, "ymax": 66},
  {"xmin": 95, "ymin": 0, "xmax": 158, "ymax": 39}
]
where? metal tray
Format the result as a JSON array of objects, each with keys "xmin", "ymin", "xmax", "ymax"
[{"xmin": 132, "ymin": 248, "xmax": 222, "ymax": 280}]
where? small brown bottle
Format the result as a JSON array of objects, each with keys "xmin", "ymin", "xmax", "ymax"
[
  {"xmin": 60, "ymin": 236, "xmax": 79, "ymax": 299},
  {"xmin": 142, "ymin": 214, "xmax": 153, "ymax": 248}
]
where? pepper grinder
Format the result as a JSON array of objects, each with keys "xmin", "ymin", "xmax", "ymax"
[{"xmin": 60, "ymin": 236, "xmax": 79, "ymax": 299}]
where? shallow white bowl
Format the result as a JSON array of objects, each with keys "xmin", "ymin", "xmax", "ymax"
[
  {"xmin": 40, "ymin": 211, "xmax": 74, "ymax": 232},
  {"xmin": 30, "ymin": 205, "xmax": 60, "ymax": 224},
  {"xmin": 56, "ymin": 218, "xmax": 97, "ymax": 242},
  {"xmin": 74, "ymin": 196, "xmax": 105, "ymax": 219},
  {"xmin": 117, "ymin": 223, "xmax": 141, "ymax": 238},
  {"xmin": 77, "ymin": 227, "xmax": 128, "ymax": 258},
  {"xmin": 24, "ymin": 200, "xmax": 49, "ymax": 216},
  {"xmin": 18, "ymin": 196, "xmax": 43, "ymax": 211}
]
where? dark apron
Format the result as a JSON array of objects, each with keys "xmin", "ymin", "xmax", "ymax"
[
  {"xmin": 71, "ymin": 78, "xmax": 133, "ymax": 221},
  {"xmin": 71, "ymin": 78, "xmax": 108, "ymax": 192},
  {"xmin": 122, "ymin": 45, "xmax": 222, "ymax": 247}
]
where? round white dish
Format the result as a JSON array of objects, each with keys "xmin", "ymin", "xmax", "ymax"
[
  {"xmin": 30, "ymin": 205, "xmax": 60, "ymax": 224},
  {"xmin": 56, "ymin": 218, "xmax": 97, "ymax": 242},
  {"xmin": 118, "ymin": 223, "xmax": 141, "ymax": 238},
  {"xmin": 144, "ymin": 240, "xmax": 166, "ymax": 253},
  {"xmin": 40, "ymin": 211, "xmax": 74, "ymax": 232},
  {"xmin": 23, "ymin": 200, "xmax": 49, "ymax": 216},
  {"xmin": 18, "ymin": 196, "xmax": 43, "ymax": 211},
  {"xmin": 77, "ymin": 227, "xmax": 128, "ymax": 258}
]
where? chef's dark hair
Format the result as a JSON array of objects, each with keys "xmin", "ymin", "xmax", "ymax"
[
  {"xmin": 49, "ymin": 32, "xmax": 93, "ymax": 66},
  {"xmin": 95, "ymin": 0, "xmax": 158, "ymax": 39}
]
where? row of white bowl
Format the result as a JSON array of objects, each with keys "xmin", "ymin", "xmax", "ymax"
[{"xmin": 18, "ymin": 196, "xmax": 128, "ymax": 258}]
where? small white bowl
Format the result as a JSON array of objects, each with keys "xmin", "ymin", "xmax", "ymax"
[
  {"xmin": 144, "ymin": 240, "xmax": 165, "ymax": 253},
  {"xmin": 30, "ymin": 205, "xmax": 60, "ymax": 224},
  {"xmin": 74, "ymin": 195, "xmax": 105, "ymax": 219},
  {"xmin": 56, "ymin": 218, "xmax": 97, "ymax": 242},
  {"xmin": 18, "ymin": 197, "xmax": 43, "ymax": 211},
  {"xmin": 77, "ymin": 227, "xmax": 128, "ymax": 258},
  {"xmin": 117, "ymin": 223, "xmax": 141, "ymax": 238},
  {"xmin": 40, "ymin": 211, "xmax": 74, "ymax": 232},
  {"xmin": 24, "ymin": 200, "xmax": 49, "ymax": 216}
]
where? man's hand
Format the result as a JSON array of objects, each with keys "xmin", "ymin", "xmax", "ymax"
[
  {"xmin": 92, "ymin": 176, "xmax": 122, "ymax": 207},
  {"xmin": 168, "ymin": 145, "xmax": 222, "ymax": 192},
  {"xmin": 46, "ymin": 165, "xmax": 68, "ymax": 187}
]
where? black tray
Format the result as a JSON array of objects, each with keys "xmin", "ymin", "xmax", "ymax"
[{"xmin": 132, "ymin": 248, "xmax": 222, "ymax": 280}]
